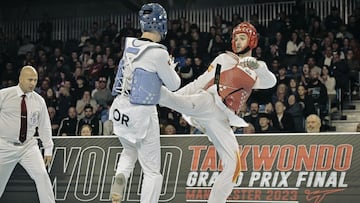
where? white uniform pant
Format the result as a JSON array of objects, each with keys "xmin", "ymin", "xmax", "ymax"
[
  {"xmin": 114, "ymin": 117, "xmax": 163, "ymax": 203},
  {"xmin": 160, "ymin": 87, "xmax": 241, "ymax": 203},
  {"xmin": 0, "ymin": 138, "xmax": 55, "ymax": 203}
]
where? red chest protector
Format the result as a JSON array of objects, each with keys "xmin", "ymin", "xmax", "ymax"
[{"xmin": 205, "ymin": 65, "xmax": 257, "ymax": 112}]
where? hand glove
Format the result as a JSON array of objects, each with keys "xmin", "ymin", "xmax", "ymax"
[{"xmin": 239, "ymin": 56, "xmax": 258, "ymax": 69}]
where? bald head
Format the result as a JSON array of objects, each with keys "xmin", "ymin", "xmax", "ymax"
[
  {"xmin": 20, "ymin": 66, "xmax": 37, "ymax": 76},
  {"xmin": 19, "ymin": 66, "xmax": 38, "ymax": 93},
  {"xmin": 306, "ymin": 114, "xmax": 321, "ymax": 133}
]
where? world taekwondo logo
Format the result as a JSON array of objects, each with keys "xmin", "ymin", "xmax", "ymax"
[{"xmin": 305, "ymin": 189, "xmax": 344, "ymax": 203}]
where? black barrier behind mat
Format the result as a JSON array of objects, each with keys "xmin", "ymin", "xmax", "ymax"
[{"xmin": 1, "ymin": 133, "xmax": 360, "ymax": 203}]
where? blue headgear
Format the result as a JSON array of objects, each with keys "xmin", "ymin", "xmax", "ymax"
[{"xmin": 139, "ymin": 3, "xmax": 167, "ymax": 40}]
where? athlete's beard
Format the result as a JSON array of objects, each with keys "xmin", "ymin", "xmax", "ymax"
[{"xmin": 236, "ymin": 46, "xmax": 251, "ymax": 55}]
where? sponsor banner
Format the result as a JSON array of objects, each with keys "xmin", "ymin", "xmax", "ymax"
[{"xmin": 1, "ymin": 133, "xmax": 360, "ymax": 203}]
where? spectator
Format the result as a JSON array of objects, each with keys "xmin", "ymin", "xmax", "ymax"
[
  {"xmin": 49, "ymin": 48, "xmax": 68, "ymax": 71},
  {"xmin": 272, "ymin": 83, "xmax": 289, "ymax": 104},
  {"xmin": 158, "ymin": 107, "xmax": 181, "ymax": 126},
  {"xmin": 37, "ymin": 52, "xmax": 51, "ymax": 77},
  {"xmin": 285, "ymin": 31, "xmax": 304, "ymax": 66},
  {"xmin": 320, "ymin": 36, "xmax": 332, "ymax": 52},
  {"xmin": 164, "ymin": 124, "xmax": 177, "ymax": 135},
  {"xmin": 264, "ymin": 102, "xmax": 274, "ymax": 114},
  {"xmin": 256, "ymin": 113, "xmax": 276, "ymax": 133},
  {"xmin": 79, "ymin": 124, "xmax": 92, "ymax": 136},
  {"xmin": 330, "ymin": 50, "xmax": 349, "ymax": 104},
  {"xmin": 44, "ymin": 87, "xmax": 57, "ymax": 108},
  {"xmin": 268, "ymin": 32, "xmax": 286, "ymax": 64},
  {"xmin": 347, "ymin": 15, "xmax": 360, "ymax": 40},
  {"xmin": 276, "ymin": 66, "xmax": 291, "ymax": 86},
  {"xmin": 307, "ymin": 70, "xmax": 329, "ymax": 118},
  {"xmin": 80, "ymin": 51, "xmax": 92, "ymax": 72},
  {"xmin": 57, "ymin": 85, "xmax": 74, "ymax": 120},
  {"xmin": 300, "ymin": 63, "xmax": 311, "ymax": 86},
  {"xmin": 269, "ymin": 57, "xmax": 281, "ymax": 74},
  {"xmin": 93, "ymin": 76, "xmax": 113, "ymax": 113},
  {"xmin": 305, "ymin": 8, "xmax": 321, "ymax": 27},
  {"xmin": 341, "ymin": 37, "xmax": 352, "ymax": 54},
  {"xmin": 118, "ymin": 18, "xmax": 137, "ymax": 38},
  {"xmin": 288, "ymin": 78, "xmax": 299, "ymax": 96},
  {"xmin": 243, "ymin": 123, "xmax": 256, "ymax": 134},
  {"xmin": 253, "ymin": 46, "xmax": 266, "ymax": 62},
  {"xmin": 272, "ymin": 100, "xmax": 295, "ymax": 132},
  {"xmin": 102, "ymin": 57, "xmax": 117, "ymax": 88},
  {"xmin": 304, "ymin": 42, "xmax": 327, "ymax": 66},
  {"xmin": 178, "ymin": 57, "xmax": 194, "ymax": 86},
  {"xmin": 208, "ymin": 34, "xmax": 227, "ymax": 59},
  {"xmin": 100, "ymin": 100, "xmax": 112, "ymax": 123},
  {"xmin": 1, "ymin": 62, "xmax": 18, "ymax": 87},
  {"xmin": 331, "ymin": 40, "xmax": 345, "ymax": 59},
  {"xmin": 72, "ymin": 62, "xmax": 84, "ymax": 81},
  {"xmin": 88, "ymin": 21, "xmax": 102, "ymax": 40},
  {"xmin": 244, "ymin": 101, "xmax": 260, "ymax": 131},
  {"xmin": 250, "ymin": 14, "xmax": 267, "ymax": 40},
  {"xmin": 73, "ymin": 75, "xmax": 90, "ymax": 102},
  {"xmin": 76, "ymin": 90, "xmax": 98, "ymax": 119},
  {"xmin": 91, "ymin": 80, "xmax": 100, "ymax": 97},
  {"xmin": 57, "ymin": 106, "xmax": 78, "ymax": 136},
  {"xmin": 345, "ymin": 49, "xmax": 360, "ymax": 95},
  {"xmin": 76, "ymin": 104, "xmax": 102, "ymax": 135},
  {"xmin": 297, "ymin": 84, "xmax": 316, "ymax": 117},
  {"xmin": 305, "ymin": 114, "xmax": 321, "ymax": 133},
  {"xmin": 103, "ymin": 120, "xmax": 113, "ymax": 135},
  {"xmin": 176, "ymin": 116, "xmax": 191, "ymax": 134},
  {"xmin": 308, "ymin": 19, "xmax": 326, "ymax": 42},
  {"xmin": 237, "ymin": 102, "xmax": 249, "ymax": 118},
  {"xmin": 286, "ymin": 94, "xmax": 305, "ymax": 132},
  {"xmin": 268, "ymin": 12, "xmax": 286, "ymax": 37},
  {"xmin": 324, "ymin": 7, "xmax": 344, "ymax": 32},
  {"xmin": 88, "ymin": 53, "xmax": 104, "ymax": 84},
  {"xmin": 192, "ymin": 57, "xmax": 207, "ymax": 80},
  {"xmin": 167, "ymin": 38, "xmax": 179, "ymax": 56},
  {"xmin": 17, "ymin": 35, "xmax": 35, "ymax": 56},
  {"xmin": 323, "ymin": 46, "xmax": 333, "ymax": 67},
  {"xmin": 48, "ymin": 106, "xmax": 60, "ymax": 136},
  {"xmin": 289, "ymin": 64, "xmax": 301, "ymax": 82},
  {"xmin": 306, "ymin": 55, "xmax": 322, "ymax": 75},
  {"xmin": 319, "ymin": 65, "xmax": 336, "ymax": 108},
  {"xmin": 68, "ymin": 51, "xmax": 80, "ymax": 72},
  {"xmin": 21, "ymin": 51, "xmax": 36, "ymax": 67},
  {"xmin": 36, "ymin": 79, "xmax": 51, "ymax": 98},
  {"xmin": 301, "ymin": 34, "xmax": 313, "ymax": 61},
  {"xmin": 174, "ymin": 46, "xmax": 188, "ymax": 70}
]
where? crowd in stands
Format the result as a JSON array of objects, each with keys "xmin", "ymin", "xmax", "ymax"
[{"xmin": 1, "ymin": 5, "xmax": 360, "ymax": 135}]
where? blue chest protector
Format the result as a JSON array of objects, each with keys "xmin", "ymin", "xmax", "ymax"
[
  {"xmin": 112, "ymin": 37, "xmax": 165, "ymax": 105},
  {"xmin": 130, "ymin": 68, "xmax": 162, "ymax": 105}
]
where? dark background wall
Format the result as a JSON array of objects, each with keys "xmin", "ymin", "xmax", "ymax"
[{"xmin": 0, "ymin": 0, "xmax": 296, "ymax": 22}]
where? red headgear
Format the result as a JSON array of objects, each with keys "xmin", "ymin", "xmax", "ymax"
[{"xmin": 231, "ymin": 22, "xmax": 258, "ymax": 53}]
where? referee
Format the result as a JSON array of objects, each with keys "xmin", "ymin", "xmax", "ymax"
[{"xmin": 0, "ymin": 66, "xmax": 55, "ymax": 202}]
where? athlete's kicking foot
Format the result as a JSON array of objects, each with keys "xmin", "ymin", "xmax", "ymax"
[{"xmin": 111, "ymin": 173, "xmax": 126, "ymax": 203}]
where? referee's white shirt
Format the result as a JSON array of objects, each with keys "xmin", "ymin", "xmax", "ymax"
[{"xmin": 0, "ymin": 85, "xmax": 54, "ymax": 155}]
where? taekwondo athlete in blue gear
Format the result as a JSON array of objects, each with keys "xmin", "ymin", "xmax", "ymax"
[{"xmin": 109, "ymin": 3, "xmax": 180, "ymax": 203}]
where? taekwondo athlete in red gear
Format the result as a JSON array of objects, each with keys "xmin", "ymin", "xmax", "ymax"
[
  {"xmin": 159, "ymin": 22, "xmax": 277, "ymax": 203},
  {"xmin": 109, "ymin": 3, "xmax": 180, "ymax": 203}
]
